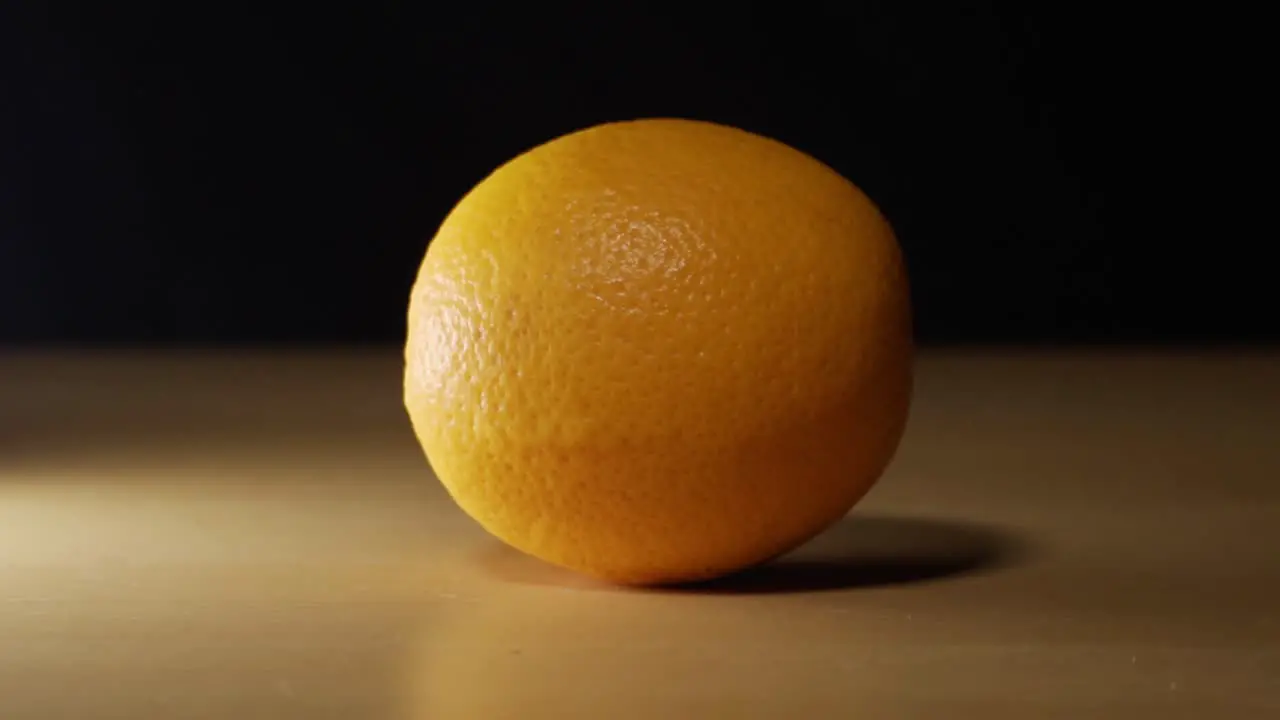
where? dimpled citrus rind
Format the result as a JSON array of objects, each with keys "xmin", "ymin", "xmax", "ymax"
[{"xmin": 405, "ymin": 118, "xmax": 913, "ymax": 585}]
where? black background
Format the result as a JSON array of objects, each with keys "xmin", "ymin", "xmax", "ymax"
[{"xmin": 0, "ymin": 5, "xmax": 1269, "ymax": 346}]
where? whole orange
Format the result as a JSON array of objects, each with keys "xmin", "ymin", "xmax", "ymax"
[{"xmin": 404, "ymin": 118, "xmax": 913, "ymax": 585}]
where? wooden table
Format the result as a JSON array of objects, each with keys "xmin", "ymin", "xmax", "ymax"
[{"xmin": 1, "ymin": 350, "xmax": 1276, "ymax": 718}]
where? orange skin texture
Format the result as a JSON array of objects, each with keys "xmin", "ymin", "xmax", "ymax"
[{"xmin": 405, "ymin": 118, "xmax": 913, "ymax": 585}]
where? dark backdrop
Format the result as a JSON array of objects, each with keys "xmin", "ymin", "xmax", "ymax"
[{"xmin": 0, "ymin": 5, "xmax": 1265, "ymax": 346}]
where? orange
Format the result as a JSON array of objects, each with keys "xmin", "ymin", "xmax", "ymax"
[{"xmin": 404, "ymin": 118, "xmax": 913, "ymax": 585}]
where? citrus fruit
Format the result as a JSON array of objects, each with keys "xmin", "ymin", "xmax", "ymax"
[{"xmin": 404, "ymin": 118, "xmax": 913, "ymax": 585}]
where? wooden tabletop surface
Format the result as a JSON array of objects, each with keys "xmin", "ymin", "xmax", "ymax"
[{"xmin": 1, "ymin": 349, "xmax": 1277, "ymax": 718}]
